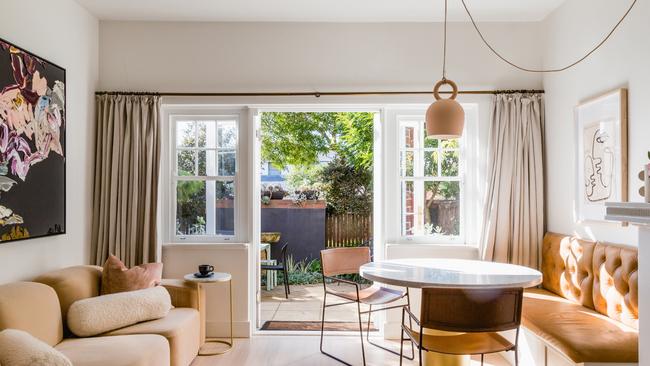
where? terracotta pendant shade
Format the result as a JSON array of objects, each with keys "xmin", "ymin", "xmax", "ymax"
[{"xmin": 426, "ymin": 79, "xmax": 465, "ymax": 139}]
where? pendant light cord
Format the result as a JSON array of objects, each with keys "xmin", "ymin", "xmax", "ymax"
[
  {"xmin": 460, "ymin": 0, "xmax": 638, "ymax": 73},
  {"xmin": 442, "ymin": 0, "xmax": 448, "ymax": 79}
]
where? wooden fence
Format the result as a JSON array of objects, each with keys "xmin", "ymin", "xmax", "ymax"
[{"xmin": 326, "ymin": 213, "xmax": 373, "ymax": 248}]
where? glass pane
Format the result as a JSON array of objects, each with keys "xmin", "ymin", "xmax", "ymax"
[
  {"xmin": 402, "ymin": 126, "xmax": 415, "ymax": 148},
  {"xmin": 218, "ymin": 151, "xmax": 236, "ymax": 176},
  {"xmin": 441, "ymin": 150, "xmax": 459, "ymax": 177},
  {"xmin": 401, "ymin": 181, "xmax": 415, "ymax": 236},
  {"xmin": 218, "ymin": 121, "xmax": 238, "ymax": 149},
  {"xmin": 197, "ymin": 150, "xmax": 217, "ymax": 176},
  {"xmin": 176, "ymin": 180, "xmax": 235, "ymax": 237},
  {"xmin": 400, "ymin": 151, "xmax": 414, "ymax": 177},
  {"xmin": 424, "ymin": 150, "xmax": 439, "ymax": 177},
  {"xmin": 423, "ymin": 181, "xmax": 460, "ymax": 236},
  {"xmin": 197, "ymin": 121, "xmax": 217, "ymax": 148},
  {"xmin": 440, "ymin": 139, "xmax": 459, "ymax": 149},
  {"xmin": 424, "ymin": 137, "xmax": 438, "ymax": 148},
  {"xmin": 215, "ymin": 181, "xmax": 235, "ymax": 236},
  {"xmin": 176, "ymin": 121, "xmax": 195, "ymax": 147},
  {"xmin": 177, "ymin": 150, "xmax": 196, "ymax": 176},
  {"xmin": 176, "ymin": 180, "xmax": 207, "ymax": 235}
]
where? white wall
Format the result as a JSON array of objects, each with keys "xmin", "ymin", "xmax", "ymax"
[
  {"xmin": 542, "ymin": 0, "xmax": 650, "ymax": 245},
  {"xmin": 542, "ymin": 1, "xmax": 649, "ymax": 364},
  {"xmin": 0, "ymin": 0, "xmax": 99, "ymax": 283},
  {"xmin": 98, "ymin": 21, "xmax": 543, "ymax": 92}
]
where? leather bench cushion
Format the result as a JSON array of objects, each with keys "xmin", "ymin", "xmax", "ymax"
[
  {"xmin": 55, "ymin": 334, "xmax": 169, "ymax": 366},
  {"xmin": 523, "ymin": 288, "xmax": 638, "ymax": 364},
  {"xmin": 593, "ymin": 243, "xmax": 638, "ymax": 329},
  {"xmin": 104, "ymin": 308, "xmax": 200, "ymax": 366},
  {"xmin": 541, "ymin": 233, "xmax": 595, "ymax": 309}
]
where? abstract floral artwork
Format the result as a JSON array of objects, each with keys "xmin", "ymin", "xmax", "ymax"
[
  {"xmin": 576, "ymin": 89, "xmax": 627, "ymax": 223},
  {"xmin": 0, "ymin": 38, "xmax": 65, "ymax": 243}
]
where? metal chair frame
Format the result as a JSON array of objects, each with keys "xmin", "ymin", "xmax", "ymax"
[{"xmin": 319, "ymin": 274, "xmax": 415, "ymax": 366}]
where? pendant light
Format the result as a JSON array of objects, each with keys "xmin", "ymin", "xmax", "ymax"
[{"xmin": 426, "ymin": 0, "xmax": 464, "ymax": 139}]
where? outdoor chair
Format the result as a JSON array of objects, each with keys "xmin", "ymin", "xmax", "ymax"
[
  {"xmin": 400, "ymin": 287, "xmax": 524, "ymax": 366},
  {"xmin": 261, "ymin": 243, "xmax": 290, "ymax": 299},
  {"xmin": 319, "ymin": 247, "xmax": 414, "ymax": 366}
]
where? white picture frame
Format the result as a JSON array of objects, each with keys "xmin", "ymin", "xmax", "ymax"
[{"xmin": 575, "ymin": 88, "xmax": 628, "ymax": 223}]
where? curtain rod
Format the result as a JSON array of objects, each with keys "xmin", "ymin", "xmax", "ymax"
[{"xmin": 94, "ymin": 89, "xmax": 544, "ymax": 97}]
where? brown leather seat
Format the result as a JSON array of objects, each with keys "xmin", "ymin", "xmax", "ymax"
[
  {"xmin": 522, "ymin": 233, "xmax": 639, "ymax": 364},
  {"xmin": 405, "ymin": 329, "xmax": 513, "ymax": 355},
  {"xmin": 329, "ymin": 285, "xmax": 406, "ymax": 305},
  {"xmin": 523, "ymin": 288, "xmax": 638, "ymax": 363}
]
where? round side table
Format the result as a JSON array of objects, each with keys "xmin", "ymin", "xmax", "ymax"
[{"xmin": 184, "ymin": 272, "xmax": 233, "ymax": 356}]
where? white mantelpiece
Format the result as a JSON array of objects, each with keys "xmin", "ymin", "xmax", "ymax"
[{"xmin": 605, "ymin": 202, "xmax": 649, "ymax": 365}]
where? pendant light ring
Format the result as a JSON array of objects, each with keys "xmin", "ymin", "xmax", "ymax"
[{"xmin": 433, "ymin": 79, "xmax": 459, "ymax": 101}]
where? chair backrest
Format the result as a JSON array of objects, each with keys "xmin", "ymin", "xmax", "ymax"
[
  {"xmin": 320, "ymin": 247, "xmax": 371, "ymax": 276},
  {"xmin": 420, "ymin": 287, "xmax": 523, "ymax": 333},
  {"xmin": 279, "ymin": 243, "xmax": 289, "ymax": 264}
]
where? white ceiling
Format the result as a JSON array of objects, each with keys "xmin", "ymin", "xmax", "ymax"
[{"xmin": 74, "ymin": 0, "xmax": 568, "ymax": 22}]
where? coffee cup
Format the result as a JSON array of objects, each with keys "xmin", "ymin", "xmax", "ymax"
[{"xmin": 198, "ymin": 264, "xmax": 214, "ymax": 275}]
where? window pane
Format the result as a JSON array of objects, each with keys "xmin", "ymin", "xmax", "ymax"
[
  {"xmin": 402, "ymin": 126, "xmax": 415, "ymax": 148},
  {"xmin": 176, "ymin": 121, "xmax": 195, "ymax": 147},
  {"xmin": 215, "ymin": 181, "xmax": 235, "ymax": 236},
  {"xmin": 197, "ymin": 121, "xmax": 217, "ymax": 148},
  {"xmin": 441, "ymin": 150, "xmax": 459, "ymax": 177},
  {"xmin": 424, "ymin": 136, "xmax": 438, "ymax": 148},
  {"xmin": 218, "ymin": 151, "xmax": 236, "ymax": 176},
  {"xmin": 402, "ymin": 181, "xmax": 415, "ymax": 236},
  {"xmin": 197, "ymin": 150, "xmax": 217, "ymax": 176},
  {"xmin": 423, "ymin": 181, "xmax": 460, "ymax": 236},
  {"xmin": 440, "ymin": 139, "xmax": 459, "ymax": 149},
  {"xmin": 400, "ymin": 151, "xmax": 414, "ymax": 177},
  {"xmin": 176, "ymin": 180, "xmax": 235, "ymax": 236},
  {"xmin": 424, "ymin": 150, "xmax": 439, "ymax": 177},
  {"xmin": 176, "ymin": 180, "xmax": 207, "ymax": 235},
  {"xmin": 177, "ymin": 150, "xmax": 196, "ymax": 176},
  {"xmin": 218, "ymin": 121, "xmax": 238, "ymax": 149}
]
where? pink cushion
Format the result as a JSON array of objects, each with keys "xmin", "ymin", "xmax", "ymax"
[{"xmin": 101, "ymin": 255, "xmax": 163, "ymax": 295}]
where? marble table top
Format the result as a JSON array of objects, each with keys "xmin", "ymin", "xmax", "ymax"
[
  {"xmin": 360, "ymin": 258, "xmax": 542, "ymax": 289},
  {"xmin": 184, "ymin": 272, "xmax": 232, "ymax": 283}
]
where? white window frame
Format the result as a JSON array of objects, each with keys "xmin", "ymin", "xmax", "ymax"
[
  {"xmin": 384, "ymin": 104, "xmax": 480, "ymax": 245},
  {"xmin": 163, "ymin": 108, "xmax": 245, "ymax": 243}
]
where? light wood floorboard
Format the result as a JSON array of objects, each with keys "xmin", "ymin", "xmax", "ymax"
[{"xmin": 191, "ymin": 335, "xmax": 510, "ymax": 366}]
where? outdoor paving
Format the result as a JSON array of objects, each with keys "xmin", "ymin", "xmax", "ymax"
[{"xmin": 261, "ymin": 283, "xmax": 374, "ymax": 323}]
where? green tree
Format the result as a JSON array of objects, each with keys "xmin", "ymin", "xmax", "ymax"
[
  {"xmin": 260, "ymin": 112, "xmax": 374, "ymax": 170},
  {"xmin": 320, "ymin": 157, "xmax": 372, "ymax": 215}
]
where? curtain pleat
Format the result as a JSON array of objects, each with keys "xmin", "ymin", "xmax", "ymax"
[
  {"xmin": 91, "ymin": 94, "xmax": 161, "ymax": 267},
  {"xmin": 480, "ymin": 93, "xmax": 545, "ymax": 268}
]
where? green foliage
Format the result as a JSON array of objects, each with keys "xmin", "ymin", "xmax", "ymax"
[
  {"xmin": 320, "ymin": 157, "xmax": 372, "ymax": 215},
  {"xmin": 285, "ymin": 164, "xmax": 324, "ymax": 192},
  {"xmin": 260, "ymin": 112, "xmax": 374, "ymax": 171},
  {"xmin": 278, "ymin": 256, "xmax": 323, "ymax": 285}
]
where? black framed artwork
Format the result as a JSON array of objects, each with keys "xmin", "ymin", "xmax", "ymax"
[{"xmin": 0, "ymin": 37, "xmax": 66, "ymax": 243}]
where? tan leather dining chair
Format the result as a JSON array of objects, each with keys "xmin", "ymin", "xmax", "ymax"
[
  {"xmin": 400, "ymin": 287, "xmax": 524, "ymax": 366},
  {"xmin": 319, "ymin": 247, "xmax": 414, "ymax": 366}
]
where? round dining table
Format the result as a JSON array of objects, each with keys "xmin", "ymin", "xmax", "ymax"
[{"xmin": 359, "ymin": 258, "xmax": 542, "ymax": 366}]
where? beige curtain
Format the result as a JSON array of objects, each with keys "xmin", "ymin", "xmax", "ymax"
[
  {"xmin": 91, "ymin": 94, "xmax": 161, "ymax": 267},
  {"xmin": 480, "ymin": 93, "xmax": 545, "ymax": 268}
]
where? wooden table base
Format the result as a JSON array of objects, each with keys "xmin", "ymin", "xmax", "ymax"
[{"xmin": 422, "ymin": 329, "xmax": 470, "ymax": 366}]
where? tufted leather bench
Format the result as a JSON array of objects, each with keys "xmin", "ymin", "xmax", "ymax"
[{"xmin": 522, "ymin": 232, "xmax": 638, "ymax": 365}]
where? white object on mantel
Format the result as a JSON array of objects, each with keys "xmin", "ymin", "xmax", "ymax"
[
  {"xmin": 604, "ymin": 202, "xmax": 650, "ymax": 366},
  {"xmin": 605, "ymin": 202, "xmax": 650, "ymax": 225}
]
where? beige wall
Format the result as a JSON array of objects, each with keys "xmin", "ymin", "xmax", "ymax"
[
  {"xmin": 98, "ymin": 21, "xmax": 543, "ymax": 92},
  {"xmin": 0, "ymin": 0, "xmax": 99, "ymax": 284}
]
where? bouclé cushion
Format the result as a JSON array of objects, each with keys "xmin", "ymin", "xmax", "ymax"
[
  {"xmin": 101, "ymin": 254, "xmax": 163, "ymax": 295},
  {"xmin": 0, "ymin": 329, "xmax": 72, "ymax": 366},
  {"xmin": 67, "ymin": 286, "xmax": 172, "ymax": 337}
]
